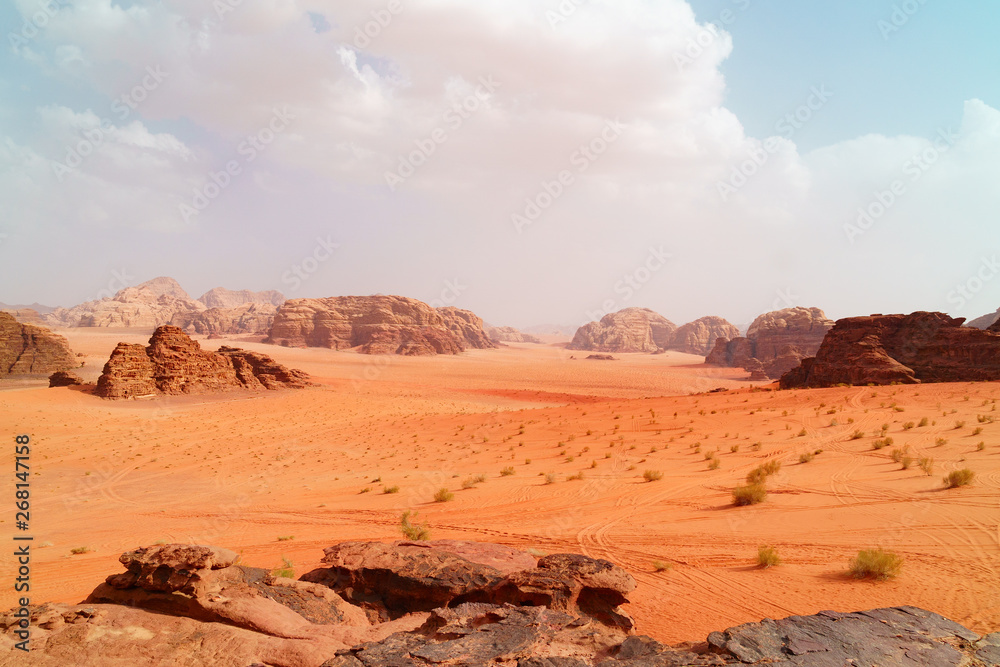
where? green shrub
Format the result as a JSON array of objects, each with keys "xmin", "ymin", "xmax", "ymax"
[
  {"xmin": 943, "ymin": 469, "xmax": 975, "ymax": 488},
  {"xmin": 272, "ymin": 556, "xmax": 294, "ymax": 579},
  {"xmin": 849, "ymin": 548, "xmax": 902, "ymax": 580},
  {"xmin": 732, "ymin": 483, "xmax": 767, "ymax": 506},
  {"xmin": 400, "ymin": 510, "xmax": 430, "ymax": 540},
  {"xmin": 757, "ymin": 545, "xmax": 780, "ymax": 569}
]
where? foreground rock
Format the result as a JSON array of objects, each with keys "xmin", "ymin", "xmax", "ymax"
[
  {"xmin": 569, "ymin": 308, "xmax": 677, "ymax": 353},
  {"xmin": 47, "ymin": 370, "xmax": 83, "ymax": 387},
  {"xmin": 266, "ymin": 296, "xmax": 493, "ymax": 355},
  {"xmin": 2, "ymin": 540, "xmax": 996, "ymax": 666},
  {"xmin": 781, "ymin": 311, "xmax": 1000, "ymax": 388},
  {"xmin": 95, "ymin": 326, "xmax": 311, "ymax": 399},
  {"xmin": 707, "ymin": 307, "xmax": 834, "ymax": 379},
  {"xmin": 0, "ymin": 312, "xmax": 76, "ymax": 377}
]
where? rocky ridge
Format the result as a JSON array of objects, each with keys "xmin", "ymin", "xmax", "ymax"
[
  {"xmin": 780, "ymin": 311, "xmax": 1000, "ymax": 388},
  {"xmin": 94, "ymin": 325, "xmax": 311, "ymax": 399},
  {"xmin": 706, "ymin": 307, "xmax": 834, "ymax": 379},
  {"xmin": 0, "ymin": 312, "xmax": 76, "ymax": 377},
  {"xmin": 569, "ymin": 310, "xmax": 742, "ymax": 356},
  {"xmin": 266, "ymin": 296, "xmax": 494, "ymax": 356},
  {"xmin": 485, "ymin": 325, "xmax": 544, "ymax": 345},
  {"xmin": 3, "ymin": 540, "xmax": 996, "ymax": 667}
]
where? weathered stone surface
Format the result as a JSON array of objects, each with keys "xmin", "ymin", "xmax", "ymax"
[
  {"xmin": 437, "ymin": 307, "xmax": 498, "ymax": 350},
  {"xmin": 47, "ymin": 370, "xmax": 83, "ymax": 387},
  {"xmin": 198, "ymin": 287, "xmax": 285, "ymax": 310},
  {"xmin": 780, "ymin": 311, "xmax": 1000, "ymax": 388},
  {"xmin": 706, "ymin": 308, "xmax": 833, "ymax": 379},
  {"xmin": 486, "ymin": 325, "xmax": 544, "ymax": 344},
  {"xmin": 569, "ymin": 309, "xmax": 677, "ymax": 353},
  {"xmin": 266, "ymin": 296, "xmax": 484, "ymax": 356},
  {"xmin": 0, "ymin": 312, "xmax": 76, "ymax": 377},
  {"xmin": 95, "ymin": 326, "xmax": 311, "ymax": 399},
  {"xmin": 1, "ymin": 308, "xmax": 45, "ymax": 326},
  {"xmin": 669, "ymin": 317, "xmax": 741, "ymax": 356},
  {"xmin": 46, "ymin": 277, "xmax": 207, "ymax": 329},
  {"xmin": 171, "ymin": 302, "xmax": 279, "ymax": 335}
]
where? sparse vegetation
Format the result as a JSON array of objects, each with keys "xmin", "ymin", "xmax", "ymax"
[
  {"xmin": 400, "ymin": 510, "xmax": 430, "ymax": 540},
  {"xmin": 500, "ymin": 466, "xmax": 516, "ymax": 476},
  {"xmin": 746, "ymin": 460, "xmax": 781, "ymax": 485},
  {"xmin": 799, "ymin": 452, "xmax": 815, "ymax": 464},
  {"xmin": 643, "ymin": 469, "xmax": 664, "ymax": 482},
  {"xmin": 918, "ymin": 457, "xmax": 934, "ymax": 475},
  {"xmin": 544, "ymin": 473, "xmax": 557, "ymax": 484},
  {"xmin": 732, "ymin": 483, "xmax": 767, "ymax": 506},
  {"xmin": 70, "ymin": 546, "xmax": 91, "ymax": 555},
  {"xmin": 566, "ymin": 472, "xmax": 585, "ymax": 481},
  {"xmin": 277, "ymin": 535, "xmax": 295, "ymax": 541},
  {"xmin": 943, "ymin": 469, "xmax": 975, "ymax": 488},
  {"xmin": 272, "ymin": 557, "xmax": 294, "ymax": 579},
  {"xmin": 652, "ymin": 560, "xmax": 673, "ymax": 572},
  {"xmin": 849, "ymin": 548, "xmax": 902, "ymax": 580},
  {"xmin": 918, "ymin": 417, "xmax": 929, "ymax": 427},
  {"xmin": 433, "ymin": 488, "xmax": 454, "ymax": 502},
  {"xmin": 708, "ymin": 457, "xmax": 721, "ymax": 470},
  {"xmin": 850, "ymin": 430, "xmax": 864, "ymax": 440},
  {"xmin": 757, "ymin": 545, "xmax": 780, "ymax": 569},
  {"xmin": 382, "ymin": 485, "xmax": 400, "ymax": 494}
]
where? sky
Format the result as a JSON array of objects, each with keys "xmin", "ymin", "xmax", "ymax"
[{"xmin": 1, "ymin": 0, "xmax": 999, "ymax": 330}]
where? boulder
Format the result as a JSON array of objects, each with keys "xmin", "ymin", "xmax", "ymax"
[
  {"xmin": 568, "ymin": 308, "xmax": 677, "ymax": 353},
  {"xmin": 266, "ymin": 296, "xmax": 485, "ymax": 356},
  {"xmin": 669, "ymin": 317, "xmax": 741, "ymax": 355},
  {"xmin": 48, "ymin": 370, "xmax": 84, "ymax": 387},
  {"xmin": 0, "ymin": 312, "xmax": 76, "ymax": 377},
  {"xmin": 781, "ymin": 311, "xmax": 1000, "ymax": 388},
  {"xmin": 95, "ymin": 326, "xmax": 311, "ymax": 399}
]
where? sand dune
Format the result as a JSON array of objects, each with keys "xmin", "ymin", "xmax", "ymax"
[{"xmin": 1, "ymin": 329, "xmax": 997, "ymax": 644}]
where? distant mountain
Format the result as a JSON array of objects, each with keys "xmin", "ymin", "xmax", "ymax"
[
  {"xmin": 0, "ymin": 302, "xmax": 59, "ymax": 314},
  {"xmin": 966, "ymin": 307, "xmax": 1000, "ymax": 330},
  {"xmin": 198, "ymin": 287, "xmax": 285, "ymax": 310},
  {"xmin": 520, "ymin": 324, "xmax": 577, "ymax": 338}
]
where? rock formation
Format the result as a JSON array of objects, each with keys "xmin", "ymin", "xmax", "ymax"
[
  {"xmin": 780, "ymin": 311, "xmax": 1000, "ymax": 388},
  {"xmin": 436, "ymin": 307, "xmax": 497, "ymax": 350},
  {"xmin": 669, "ymin": 316, "xmax": 741, "ymax": 355},
  {"xmin": 4, "ymin": 540, "xmax": 997, "ymax": 666},
  {"xmin": 95, "ymin": 326, "xmax": 311, "ymax": 399},
  {"xmin": 48, "ymin": 370, "xmax": 84, "ymax": 387},
  {"xmin": 569, "ymin": 308, "xmax": 677, "ymax": 353},
  {"xmin": 485, "ymin": 325, "xmax": 544, "ymax": 344},
  {"xmin": 44, "ymin": 278, "xmax": 283, "ymax": 335},
  {"xmin": 707, "ymin": 307, "xmax": 834, "ymax": 379},
  {"xmin": 197, "ymin": 287, "xmax": 285, "ymax": 310},
  {"xmin": 266, "ymin": 296, "xmax": 493, "ymax": 356},
  {"xmin": 0, "ymin": 312, "xmax": 76, "ymax": 377},
  {"xmin": 0, "ymin": 307, "xmax": 45, "ymax": 326}
]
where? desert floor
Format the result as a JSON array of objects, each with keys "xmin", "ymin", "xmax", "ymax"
[{"xmin": 2, "ymin": 329, "xmax": 999, "ymax": 644}]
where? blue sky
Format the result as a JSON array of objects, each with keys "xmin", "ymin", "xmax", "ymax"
[{"xmin": 1, "ymin": 1, "xmax": 998, "ymax": 329}]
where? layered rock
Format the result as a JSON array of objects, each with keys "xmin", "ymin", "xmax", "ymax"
[
  {"xmin": 0, "ymin": 308, "xmax": 45, "ymax": 326},
  {"xmin": 707, "ymin": 307, "xmax": 834, "ymax": 379},
  {"xmin": 266, "ymin": 296, "xmax": 490, "ymax": 356},
  {"xmin": 197, "ymin": 287, "xmax": 285, "ymax": 310},
  {"xmin": 45, "ymin": 278, "xmax": 283, "ymax": 334},
  {"xmin": 669, "ymin": 316, "xmax": 741, "ymax": 355},
  {"xmin": 95, "ymin": 326, "xmax": 311, "ymax": 399},
  {"xmin": 436, "ymin": 307, "xmax": 497, "ymax": 350},
  {"xmin": 170, "ymin": 302, "xmax": 279, "ymax": 336},
  {"xmin": 0, "ymin": 312, "xmax": 76, "ymax": 377},
  {"xmin": 569, "ymin": 308, "xmax": 677, "ymax": 353},
  {"xmin": 967, "ymin": 306, "xmax": 1000, "ymax": 330},
  {"xmin": 780, "ymin": 311, "xmax": 1000, "ymax": 388},
  {"xmin": 4, "ymin": 540, "xmax": 996, "ymax": 667},
  {"xmin": 485, "ymin": 325, "xmax": 544, "ymax": 345}
]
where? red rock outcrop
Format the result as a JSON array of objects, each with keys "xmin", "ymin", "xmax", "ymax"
[
  {"xmin": 48, "ymin": 370, "xmax": 84, "ymax": 387},
  {"xmin": 569, "ymin": 308, "xmax": 676, "ymax": 353},
  {"xmin": 170, "ymin": 302, "xmax": 278, "ymax": 335},
  {"xmin": 1, "ymin": 308, "xmax": 45, "ymax": 326},
  {"xmin": 6, "ymin": 540, "xmax": 994, "ymax": 667},
  {"xmin": 669, "ymin": 316, "xmax": 741, "ymax": 355},
  {"xmin": 95, "ymin": 326, "xmax": 311, "ymax": 399},
  {"xmin": 780, "ymin": 311, "xmax": 1000, "ymax": 388},
  {"xmin": 706, "ymin": 307, "xmax": 833, "ymax": 379},
  {"xmin": 266, "ymin": 296, "xmax": 487, "ymax": 356},
  {"xmin": 436, "ymin": 307, "xmax": 497, "ymax": 350},
  {"xmin": 0, "ymin": 312, "xmax": 76, "ymax": 377}
]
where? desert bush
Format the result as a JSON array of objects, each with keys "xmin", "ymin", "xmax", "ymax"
[
  {"xmin": 400, "ymin": 510, "xmax": 430, "ymax": 540},
  {"xmin": 889, "ymin": 447, "xmax": 908, "ymax": 463},
  {"xmin": 943, "ymin": 469, "xmax": 975, "ymax": 488},
  {"xmin": 730, "ymin": 445, "xmax": 740, "ymax": 453},
  {"xmin": 70, "ymin": 546, "xmax": 91, "ymax": 555},
  {"xmin": 955, "ymin": 420, "xmax": 966, "ymax": 429},
  {"xmin": 566, "ymin": 472, "xmax": 585, "ymax": 481},
  {"xmin": 277, "ymin": 535, "xmax": 295, "ymax": 541},
  {"xmin": 500, "ymin": 466, "xmax": 516, "ymax": 476},
  {"xmin": 382, "ymin": 485, "xmax": 400, "ymax": 494},
  {"xmin": 976, "ymin": 441, "xmax": 986, "ymax": 451},
  {"xmin": 746, "ymin": 460, "xmax": 781, "ymax": 485},
  {"xmin": 972, "ymin": 427, "xmax": 983, "ymax": 436},
  {"xmin": 901, "ymin": 422, "xmax": 915, "ymax": 430},
  {"xmin": 798, "ymin": 428, "xmax": 808, "ymax": 437},
  {"xmin": 359, "ymin": 487, "xmax": 372, "ymax": 494},
  {"xmin": 918, "ymin": 457, "xmax": 934, "ymax": 475},
  {"xmin": 732, "ymin": 483, "xmax": 767, "ymax": 506},
  {"xmin": 757, "ymin": 545, "xmax": 780, "ymax": 568},
  {"xmin": 544, "ymin": 473, "xmax": 557, "ymax": 484},
  {"xmin": 850, "ymin": 430, "xmax": 864, "ymax": 440},
  {"xmin": 918, "ymin": 417, "xmax": 929, "ymax": 427},
  {"xmin": 900, "ymin": 454, "xmax": 913, "ymax": 470},
  {"xmin": 652, "ymin": 560, "xmax": 672, "ymax": 572},
  {"xmin": 433, "ymin": 488, "xmax": 454, "ymax": 502},
  {"xmin": 272, "ymin": 557, "xmax": 294, "ymax": 579},
  {"xmin": 799, "ymin": 452, "xmax": 815, "ymax": 464},
  {"xmin": 643, "ymin": 469, "xmax": 664, "ymax": 482},
  {"xmin": 849, "ymin": 548, "xmax": 902, "ymax": 580},
  {"xmin": 935, "ymin": 438, "xmax": 948, "ymax": 447},
  {"xmin": 707, "ymin": 457, "xmax": 720, "ymax": 470}
]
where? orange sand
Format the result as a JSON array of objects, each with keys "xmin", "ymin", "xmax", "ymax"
[{"xmin": 1, "ymin": 329, "xmax": 998, "ymax": 643}]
